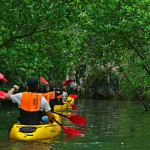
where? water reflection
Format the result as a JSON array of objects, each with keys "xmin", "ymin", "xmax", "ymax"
[
  {"xmin": 9, "ymin": 140, "xmax": 56, "ymax": 150},
  {"xmin": 1, "ymin": 99, "xmax": 150, "ymax": 149}
]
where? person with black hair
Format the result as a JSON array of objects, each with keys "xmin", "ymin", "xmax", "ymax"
[
  {"xmin": 5, "ymin": 78, "xmax": 54, "ymax": 125},
  {"xmin": 38, "ymin": 84, "xmax": 47, "ymax": 93},
  {"xmin": 46, "ymin": 86, "xmax": 63, "ymax": 112}
]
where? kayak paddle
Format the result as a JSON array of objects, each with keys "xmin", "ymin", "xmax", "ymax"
[
  {"xmin": 63, "ymin": 79, "xmax": 72, "ymax": 86},
  {"xmin": 0, "ymin": 91, "xmax": 6, "ymax": 99},
  {"xmin": 54, "ymin": 112, "xmax": 87, "ymax": 126},
  {"xmin": 0, "ymin": 73, "xmax": 14, "ymax": 87},
  {"xmin": 70, "ymin": 104, "xmax": 78, "ymax": 110},
  {"xmin": 40, "ymin": 76, "xmax": 50, "ymax": 85},
  {"xmin": 69, "ymin": 94, "xmax": 79, "ymax": 100},
  {"xmin": 55, "ymin": 119, "xmax": 81, "ymax": 136}
]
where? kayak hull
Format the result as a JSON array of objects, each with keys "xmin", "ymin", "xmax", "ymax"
[
  {"xmin": 9, "ymin": 114, "xmax": 62, "ymax": 141},
  {"xmin": 54, "ymin": 96, "xmax": 75, "ymax": 112}
]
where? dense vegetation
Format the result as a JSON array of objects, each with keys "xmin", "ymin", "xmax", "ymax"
[{"xmin": 0, "ymin": 0, "xmax": 150, "ymax": 99}]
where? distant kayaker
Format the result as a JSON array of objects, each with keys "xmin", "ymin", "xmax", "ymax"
[
  {"xmin": 61, "ymin": 87, "xmax": 68, "ymax": 100},
  {"xmin": 54, "ymin": 87, "xmax": 63, "ymax": 105},
  {"xmin": 48, "ymin": 87, "xmax": 63, "ymax": 112},
  {"xmin": 5, "ymin": 77, "xmax": 55, "ymax": 125}
]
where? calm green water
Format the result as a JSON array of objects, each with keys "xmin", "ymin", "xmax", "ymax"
[{"xmin": 0, "ymin": 99, "xmax": 150, "ymax": 150}]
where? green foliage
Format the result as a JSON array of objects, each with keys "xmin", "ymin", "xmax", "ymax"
[{"xmin": 0, "ymin": 0, "xmax": 150, "ymax": 98}]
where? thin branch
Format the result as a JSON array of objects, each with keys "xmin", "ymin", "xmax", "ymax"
[
  {"xmin": 0, "ymin": 27, "xmax": 54, "ymax": 49},
  {"xmin": 0, "ymin": 30, "xmax": 35, "ymax": 49},
  {"xmin": 123, "ymin": 35, "xmax": 150, "ymax": 76}
]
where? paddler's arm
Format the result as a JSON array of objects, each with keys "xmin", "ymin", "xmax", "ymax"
[
  {"xmin": 5, "ymin": 85, "xmax": 19, "ymax": 100},
  {"xmin": 46, "ymin": 111, "xmax": 55, "ymax": 123}
]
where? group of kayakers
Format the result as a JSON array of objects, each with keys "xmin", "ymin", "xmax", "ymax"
[
  {"xmin": 0, "ymin": 73, "xmax": 88, "ymax": 140},
  {"xmin": 4, "ymin": 77, "xmax": 70, "ymax": 125},
  {"xmin": 38, "ymin": 80, "xmax": 69, "ymax": 111}
]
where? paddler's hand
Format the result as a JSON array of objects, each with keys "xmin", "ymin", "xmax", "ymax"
[
  {"xmin": 13, "ymin": 85, "xmax": 19, "ymax": 92},
  {"xmin": 5, "ymin": 85, "xmax": 19, "ymax": 100},
  {"xmin": 50, "ymin": 113, "xmax": 55, "ymax": 123}
]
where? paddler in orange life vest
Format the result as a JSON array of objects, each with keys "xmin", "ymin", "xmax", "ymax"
[
  {"xmin": 5, "ymin": 78, "xmax": 54, "ymax": 125},
  {"xmin": 54, "ymin": 87, "xmax": 63, "ymax": 105},
  {"xmin": 47, "ymin": 86, "xmax": 63, "ymax": 112}
]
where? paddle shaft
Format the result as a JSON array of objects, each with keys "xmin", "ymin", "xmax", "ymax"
[
  {"xmin": 0, "ymin": 73, "xmax": 16, "ymax": 89},
  {"xmin": 55, "ymin": 119, "xmax": 62, "ymax": 126},
  {"xmin": 6, "ymin": 82, "xmax": 14, "ymax": 88},
  {"xmin": 5, "ymin": 82, "xmax": 18, "ymax": 91}
]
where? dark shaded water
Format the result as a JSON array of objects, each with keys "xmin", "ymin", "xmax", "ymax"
[{"xmin": 0, "ymin": 98, "xmax": 150, "ymax": 150}]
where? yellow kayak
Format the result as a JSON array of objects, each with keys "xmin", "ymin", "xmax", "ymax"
[
  {"xmin": 9, "ymin": 114, "xmax": 62, "ymax": 141},
  {"xmin": 66, "ymin": 96, "xmax": 75, "ymax": 105},
  {"xmin": 54, "ymin": 96, "xmax": 75, "ymax": 112}
]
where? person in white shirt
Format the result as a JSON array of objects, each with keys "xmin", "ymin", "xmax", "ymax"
[
  {"xmin": 61, "ymin": 87, "xmax": 68, "ymax": 100},
  {"xmin": 5, "ymin": 78, "xmax": 54, "ymax": 125}
]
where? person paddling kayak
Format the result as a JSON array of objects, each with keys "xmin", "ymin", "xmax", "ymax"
[{"xmin": 5, "ymin": 77, "xmax": 54, "ymax": 125}]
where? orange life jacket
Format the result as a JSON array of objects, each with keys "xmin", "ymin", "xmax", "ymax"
[
  {"xmin": 20, "ymin": 92, "xmax": 42, "ymax": 112},
  {"xmin": 41, "ymin": 93, "xmax": 51, "ymax": 103},
  {"xmin": 57, "ymin": 94, "xmax": 62, "ymax": 99},
  {"xmin": 48, "ymin": 91, "xmax": 55, "ymax": 100},
  {"xmin": 54, "ymin": 91, "xmax": 62, "ymax": 99}
]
